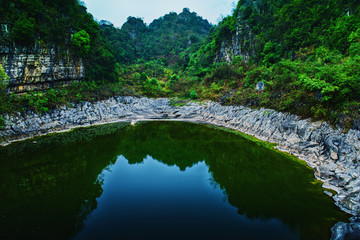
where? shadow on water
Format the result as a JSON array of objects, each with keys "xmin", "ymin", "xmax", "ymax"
[{"xmin": 0, "ymin": 121, "xmax": 350, "ymax": 240}]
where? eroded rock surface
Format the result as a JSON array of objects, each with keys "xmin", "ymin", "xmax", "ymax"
[
  {"xmin": 0, "ymin": 45, "xmax": 84, "ymax": 92},
  {"xmin": 331, "ymin": 218, "xmax": 360, "ymax": 240}
]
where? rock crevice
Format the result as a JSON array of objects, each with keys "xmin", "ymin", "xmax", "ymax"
[{"xmin": 0, "ymin": 45, "xmax": 84, "ymax": 92}]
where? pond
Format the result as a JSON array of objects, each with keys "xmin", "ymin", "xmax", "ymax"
[{"xmin": 0, "ymin": 121, "xmax": 349, "ymax": 240}]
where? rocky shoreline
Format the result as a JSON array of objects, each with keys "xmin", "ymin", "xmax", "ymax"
[{"xmin": 1, "ymin": 96, "xmax": 359, "ymax": 237}]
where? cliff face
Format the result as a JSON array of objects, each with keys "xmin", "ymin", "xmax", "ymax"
[
  {"xmin": 214, "ymin": 0, "xmax": 260, "ymax": 63},
  {"xmin": 0, "ymin": 45, "xmax": 84, "ymax": 93},
  {"xmin": 215, "ymin": 24, "xmax": 256, "ymax": 63}
]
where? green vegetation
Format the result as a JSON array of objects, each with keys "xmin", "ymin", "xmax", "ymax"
[
  {"xmin": 1, "ymin": 0, "xmax": 98, "ymax": 46},
  {"xmin": 186, "ymin": 0, "xmax": 360, "ymax": 127},
  {"xmin": 0, "ymin": 0, "xmax": 116, "ymax": 82},
  {"xmin": 0, "ymin": 81, "xmax": 130, "ymax": 115},
  {"xmin": 71, "ymin": 30, "xmax": 91, "ymax": 57},
  {"xmin": 0, "ymin": 64, "xmax": 9, "ymax": 130},
  {"xmin": 99, "ymin": 8, "xmax": 211, "ymax": 68},
  {"xmin": 0, "ymin": 64, "xmax": 9, "ymax": 84},
  {"xmin": 10, "ymin": 15, "xmax": 36, "ymax": 44},
  {"xmin": 1, "ymin": 0, "xmax": 360, "ymax": 128}
]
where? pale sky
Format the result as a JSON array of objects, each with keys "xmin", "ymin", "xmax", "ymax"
[{"xmin": 82, "ymin": 0, "xmax": 236, "ymax": 27}]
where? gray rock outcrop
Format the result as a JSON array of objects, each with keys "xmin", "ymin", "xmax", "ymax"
[
  {"xmin": 215, "ymin": 23, "xmax": 255, "ymax": 63},
  {"xmin": 214, "ymin": 0, "xmax": 258, "ymax": 63},
  {"xmin": 331, "ymin": 218, "xmax": 360, "ymax": 240},
  {"xmin": 0, "ymin": 45, "xmax": 84, "ymax": 92}
]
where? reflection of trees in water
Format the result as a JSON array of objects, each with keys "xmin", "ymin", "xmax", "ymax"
[
  {"xmin": 0, "ymin": 121, "xmax": 349, "ymax": 240},
  {"xmin": 115, "ymin": 121, "xmax": 349, "ymax": 240},
  {"xmin": 0, "ymin": 123, "xmax": 128, "ymax": 239}
]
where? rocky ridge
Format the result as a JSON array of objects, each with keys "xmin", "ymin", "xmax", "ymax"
[{"xmin": 1, "ymin": 97, "xmax": 359, "ymax": 219}]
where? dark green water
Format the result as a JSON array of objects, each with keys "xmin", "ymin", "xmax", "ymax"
[{"xmin": 0, "ymin": 121, "xmax": 349, "ymax": 240}]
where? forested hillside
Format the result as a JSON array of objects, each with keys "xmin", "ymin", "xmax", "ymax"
[
  {"xmin": 99, "ymin": 8, "xmax": 211, "ymax": 67},
  {"xmin": 186, "ymin": 0, "xmax": 360, "ymax": 128},
  {"xmin": 1, "ymin": 0, "xmax": 360, "ymax": 129}
]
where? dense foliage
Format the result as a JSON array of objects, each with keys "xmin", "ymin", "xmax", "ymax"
[
  {"xmin": 1, "ymin": 0, "xmax": 360, "ymax": 129},
  {"xmin": 0, "ymin": 0, "xmax": 97, "ymax": 46},
  {"xmin": 99, "ymin": 8, "xmax": 211, "ymax": 68},
  {"xmin": 184, "ymin": 0, "xmax": 360, "ymax": 128},
  {"xmin": 71, "ymin": 30, "xmax": 91, "ymax": 57},
  {"xmin": 0, "ymin": 0, "xmax": 116, "ymax": 82}
]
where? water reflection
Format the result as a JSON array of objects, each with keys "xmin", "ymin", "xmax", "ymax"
[{"xmin": 0, "ymin": 121, "xmax": 349, "ymax": 240}]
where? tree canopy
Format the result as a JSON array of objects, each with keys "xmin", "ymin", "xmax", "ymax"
[
  {"xmin": 99, "ymin": 8, "xmax": 211, "ymax": 67},
  {"xmin": 1, "ymin": 0, "xmax": 360, "ymax": 127}
]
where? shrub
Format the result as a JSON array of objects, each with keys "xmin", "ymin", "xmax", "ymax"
[
  {"xmin": 262, "ymin": 41, "xmax": 282, "ymax": 66},
  {"xmin": 149, "ymin": 78, "xmax": 159, "ymax": 86},
  {"xmin": 140, "ymin": 72, "xmax": 148, "ymax": 84},
  {"xmin": 210, "ymin": 82, "xmax": 223, "ymax": 94},
  {"xmin": 146, "ymin": 78, "xmax": 161, "ymax": 96},
  {"xmin": 0, "ymin": 64, "xmax": 10, "ymax": 113},
  {"xmin": 190, "ymin": 90, "xmax": 198, "ymax": 99},
  {"xmin": 75, "ymin": 93, "xmax": 83, "ymax": 102},
  {"xmin": 170, "ymin": 74, "xmax": 179, "ymax": 84},
  {"xmin": 165, "ymin": 74, "xmax": 180, "ymax": 89},
  {"xmin": 0, "ymin": 64, "xmax": 9, "ymax": 86},
  {"xmin": 0, "ymin": 116, "xmax": 5, "ymax": 130}
]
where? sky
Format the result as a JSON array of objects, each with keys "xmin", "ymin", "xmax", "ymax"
[{"xmin": 82, "ymin": 0, "xmax": 236, "ymax": 27}]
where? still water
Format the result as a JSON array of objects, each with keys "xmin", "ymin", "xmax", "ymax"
[{"xmin": 0, "ymin": 121, "xmax": 349, "ymax": 240}]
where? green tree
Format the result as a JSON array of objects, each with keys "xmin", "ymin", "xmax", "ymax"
[
  {"xmin": 11, "ymin": 15, "xmax": 36, "ymax": 44},
  {"xmin": 71, "ymin": 30, "xmax": 91, "ymax": 57}
]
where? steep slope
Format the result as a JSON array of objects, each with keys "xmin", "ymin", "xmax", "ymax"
[
  {"xmin": 187, "ymin": 0, "xmax": 360, "ymax": 127},
  {"xmin": 0, "ymin": 0, "xmax": 116, "ymax": 92},
  {"xmin": 191, "ymin": 0, "xmax": 360, "ymax": 65}
]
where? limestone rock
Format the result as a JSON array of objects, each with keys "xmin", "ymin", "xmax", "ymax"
[
  {"xmin": 331, "ymin": 221, "xmax": 360, "ymax": 240},
  {"xmin": 0, "ymin": 45, "xmax": 84, "ymax": 93},
  {"xmin": 214, "ymin": 23, "xmax": 255, "ymax": 63}
]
